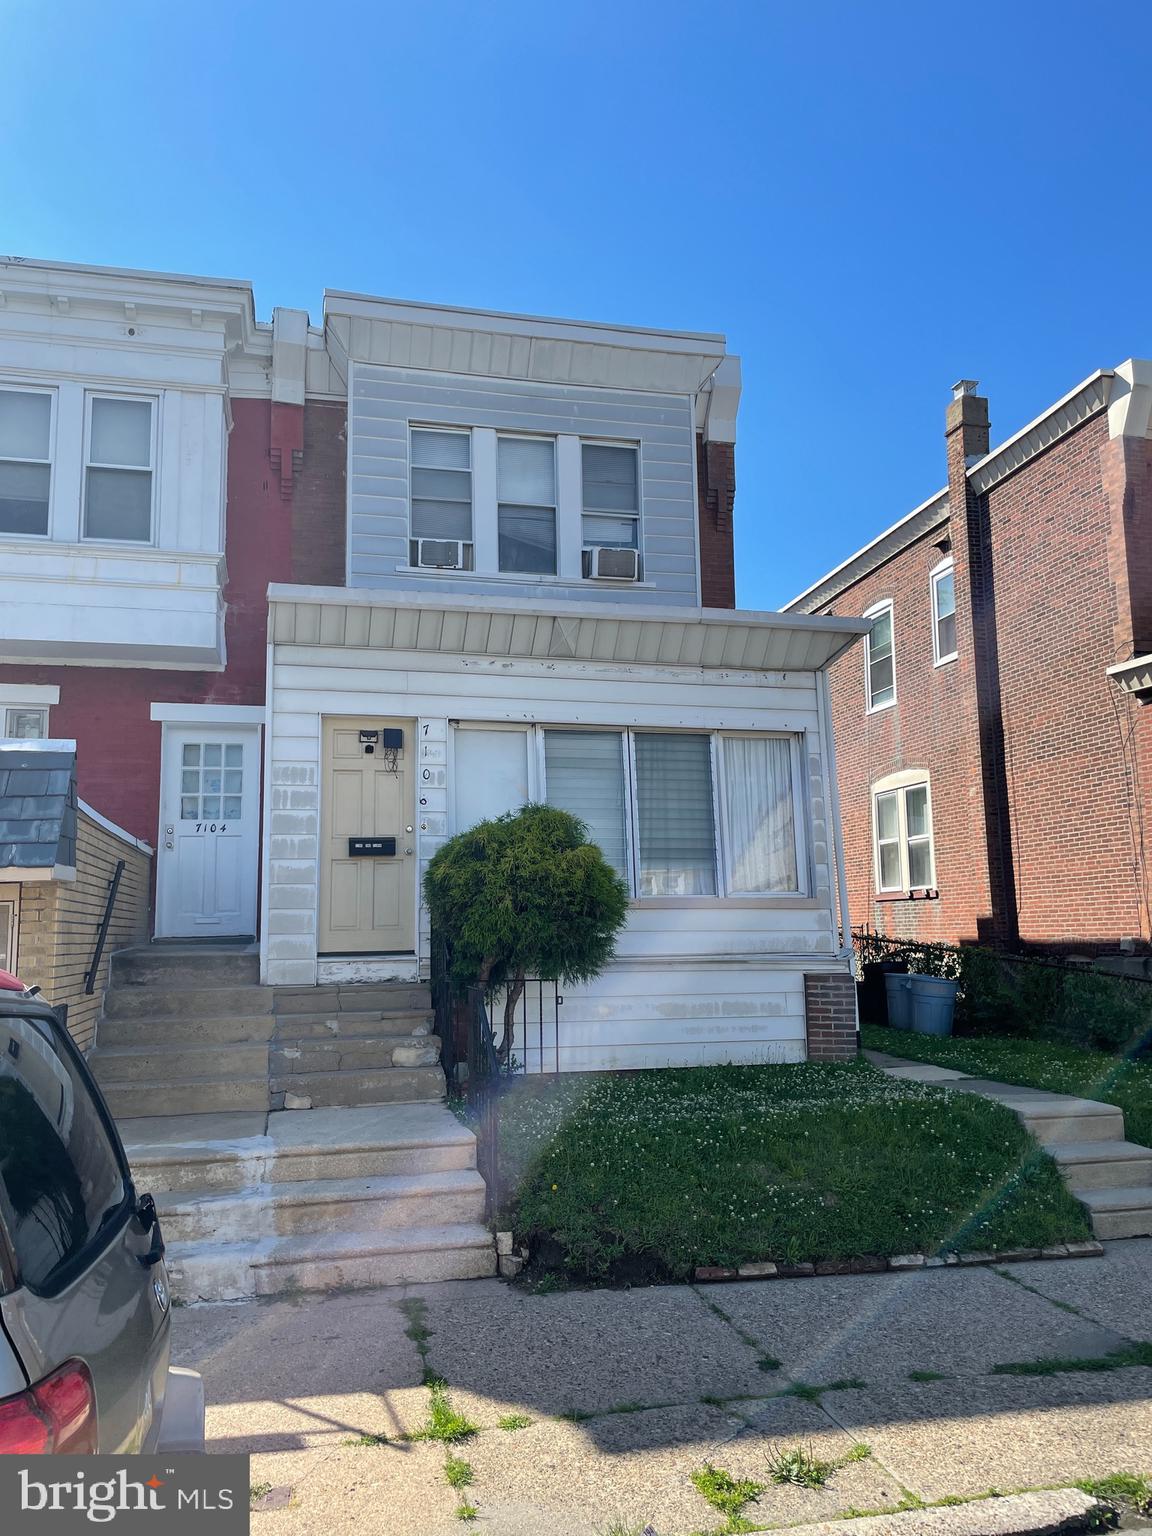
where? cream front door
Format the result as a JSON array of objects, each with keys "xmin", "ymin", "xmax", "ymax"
[{"xmin": 319, "ymin": 718, "xmax": 416, "ymax": 954}]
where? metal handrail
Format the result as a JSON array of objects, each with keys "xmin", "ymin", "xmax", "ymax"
[{"xmin": 84, "ymin": 859, "xmax": 125, "ymax": 995}]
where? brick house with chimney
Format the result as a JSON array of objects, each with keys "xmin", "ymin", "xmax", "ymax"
[{"xmin": 784, "ymin": 365, "xmax": 1152, "ymax": 964}]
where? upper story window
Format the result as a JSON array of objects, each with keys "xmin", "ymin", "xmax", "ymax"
[
  {"xmin": 932, "ymin": 558, "xmax": 957, "ymax": 665},
  {"xmin": 864, "ymin": 600, "xmax": 895, "ymax": 711},
  {"xmin": 582, "ymin": 443, "xmax": 639, "ymax": 549},
  {"xmin": 407, "ymin": 425, "xmax": 643, "ymax": 583},
  {"xmin": 83, "ymin": 395, "xmax": 155, "ymax": 542},
  {"xmin": 873, "ymin": 774, "xmax": 935, "ymax": 893},
  {"xmin": 498, "ymin": 436, "xmax": 556, "ymax": 574},
  {"xmin": 0, "ymin": 387, "xmax": 53, "ymax": 537},
  {"xmin": 409, "ymin": 428, "xmax": 474, "ymax": 570}
]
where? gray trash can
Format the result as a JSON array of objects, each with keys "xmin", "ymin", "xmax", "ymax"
[
  {"xmin": 883, "ymin": 971, "xmax": 913, "ymax": 1030},
  {"xmin": 908, "ymin": 974, "xmax": 958, "ymax": 1036}
]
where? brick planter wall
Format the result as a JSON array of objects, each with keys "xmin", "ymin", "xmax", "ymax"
[{"xmin": 804, "ymin": 971, "xmax": 859, "ymax": 1060}]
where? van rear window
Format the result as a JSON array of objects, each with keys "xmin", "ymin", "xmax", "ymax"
[{"xmin": 0, "ymin": 1014, "xmax": 128, "ymax": 1295}]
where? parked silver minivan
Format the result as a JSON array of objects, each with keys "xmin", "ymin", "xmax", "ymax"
[{"xmin": 0, "ymin": 976, "xmax": 203, "ymax": 1453}]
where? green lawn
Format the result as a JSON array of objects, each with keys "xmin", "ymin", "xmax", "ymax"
[
  {"xmin": 495, "ymin": 1060, "xmax": 1091, "ymax": 1283},
  {"xmin": 862, "ymin": 1025, "xmax": 1152, "ymax": 1149}
]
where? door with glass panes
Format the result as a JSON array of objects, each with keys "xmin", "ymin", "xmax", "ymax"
[{"xmin": 155, "ymin": 724, "xmax": 260, "ymax": 938}]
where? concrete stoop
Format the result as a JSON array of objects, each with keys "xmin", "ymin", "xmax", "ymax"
[
  {"xmin": 120, "ymin": 1102, "xmax": 497, "ymax": 1300},
  {"xmin": 90, "ymin": 945, "xmax": 445, "ymax": 1116},
  {"xmin": 870, "ymin": 1052, "xmax": 1152, "ymax": 1240}
]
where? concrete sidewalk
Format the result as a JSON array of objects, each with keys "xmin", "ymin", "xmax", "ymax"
[{"xmin": 173, "ymin": 1239, "xmax": 1152, "ymax": 1535}]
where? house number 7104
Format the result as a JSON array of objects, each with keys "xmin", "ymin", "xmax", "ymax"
[{"xmin": 194, "ymin": 823, "xmax": 227, "ymax": 834}]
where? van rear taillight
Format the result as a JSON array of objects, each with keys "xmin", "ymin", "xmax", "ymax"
[{"xmin": 0, "ymin": 1360, "xmax": 96, "ymax": 1454}]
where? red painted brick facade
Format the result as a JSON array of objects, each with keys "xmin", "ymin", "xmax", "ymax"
[
  {"xmin": 0, "ymin": 397, "xmax": 347, "ymax": 851},
  {"xmin": 697, "ymin": 433, "xmax": 736, "ymax": 608},
  {"xmin": 819, "ymin": 398, "xmax": 1152, "ymax": 954}
]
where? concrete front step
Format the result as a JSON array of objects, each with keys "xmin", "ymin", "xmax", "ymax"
[
  {"xmin": 165, "ymin": 1222, "xmax": 496, "ymax": 1301},
  {"xmin": 1078, "ymin": 1187, "xmax": 1152, "ymax": 1239},
  {"xmin": 1028, "ymin": 1110, "xmax": 1127, "ymax": 1145},
  {"xmin": 104, "ymin": 983, "xmax": 274, "ymax": 1021},
  {"xmin": 270, "ymin": 1035, "xmax": 440, "ymax": 1076},
  {"xmin": 96, "ymin": 1012, "xmax": 278, "ymax": 1048},
  {"xmin": 274, "ymin": 984, "xmax": 431, "ymax": 1015},
  {"xmin": 123, "ymin": 1104, "xmax": 478, "ymax": 1195},
  {"xmin": 112, "ymin": 947, "xmax": 260, "ymax": 988},
  {"xmin": 272, "ymin": 1009, "xmax": 434, "ymax": 1040},
  {"xmin": 270, "ymin": 1064, "xmax": 444, "ymax": 1109},
  {"xmin": 89, "ymin": 1040, "xmax": 269, "ymax": 1084},
  {"xmin": 100, "ymin": 1074, "xmax": 269, "ymax": 1118},
  {"xmin": 158, "ymin": 1169, "xmax": 487, "ymax": 1242},
  {"xmin": 1053, "ymin": 1140, "xmax": 1152, "ymax": 1191}
]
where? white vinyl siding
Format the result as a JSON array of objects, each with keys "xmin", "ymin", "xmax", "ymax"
[
  {"xmin": 932, "ymin": 559, "xmax": 957, "ymax": 664},
  {"xmin": 0, "ymin": 387, "xmax": 53, "ymax": 537},
  {"xmin": 864, "ymin": 600, "xmax": 895, "ymax": 711},
  {"xmin": 348, "ymin": 364, "xmax": 697, "ymax": 604},
  {"xmin": 872, "ymin": 776, "xmax": 935, "ymax": 893},
  {"xmin": 83, "ymin": 394, "xmax": 155, "ymax": 542}
]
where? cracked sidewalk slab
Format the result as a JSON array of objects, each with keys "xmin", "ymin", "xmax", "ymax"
[{"xmin": 774, "ymin": 1488, "xmax": 1103, "ymax": 1536}]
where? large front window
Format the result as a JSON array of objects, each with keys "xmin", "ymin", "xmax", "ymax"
[{"xmin": 538, "ymin": 728, "xmax": 805, "ymax": 899}]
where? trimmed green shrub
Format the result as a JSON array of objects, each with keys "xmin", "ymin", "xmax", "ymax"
[{"xmin": 423, "ymin": 804, "xmax": 629, "ymax": 1054}]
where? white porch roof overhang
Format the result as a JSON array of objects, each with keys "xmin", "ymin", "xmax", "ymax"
[{"xmin": 268, "ymin": 586, "xmax": 871, "ymax": 672}]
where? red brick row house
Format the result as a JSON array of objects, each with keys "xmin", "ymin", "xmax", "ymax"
[{"xmin": 785, "ymin": 366, "xmax": 1152, "ymax": 965}]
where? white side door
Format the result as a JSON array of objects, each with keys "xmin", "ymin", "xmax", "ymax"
[{"xmin": 156, "ymin": 724, "xmax": 261, "ymax": 939}]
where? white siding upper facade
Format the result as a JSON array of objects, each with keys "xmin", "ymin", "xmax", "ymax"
[
  {"xmin": 0, "ymin": 260, "xmax": 275, "ymax": 668},
  {"xmin": 326, "ymin": 293, "xmax": 739, "ymax": 610}
]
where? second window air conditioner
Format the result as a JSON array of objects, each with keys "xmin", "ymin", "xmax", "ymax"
[
  {"xmin": 582, "ymin": 546, "xmax": 640, "ymax": 581},
  {"xmin": 413, "ymin": 538, "xmax": 473, "ymax": 570}
]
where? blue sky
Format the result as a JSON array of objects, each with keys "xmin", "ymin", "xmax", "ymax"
[{"xmin": 3, "ymin": 0, "xmax": 1150, "ymax": 609}]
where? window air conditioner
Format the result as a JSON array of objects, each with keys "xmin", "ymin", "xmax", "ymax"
[
  {"xmin": 582, "ymin": 546, "xmax": 640, "ymax": 581},
  {"xmin": 414, "ymin": 538, "xmax": 470, "ymax": 570}
]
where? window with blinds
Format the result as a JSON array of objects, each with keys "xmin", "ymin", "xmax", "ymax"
[
  {"xmin": 634, "ymin": 733, "xmax": 717, "ymax": 896},
  {"xmin": 543, "ymin": 730, "xmax": 629, "ymax": 879}
]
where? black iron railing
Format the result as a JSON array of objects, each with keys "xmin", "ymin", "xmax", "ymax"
[
  {"xmin": 431, "ymin": 932, "xmax": 563, "ymax": 1217},
  {"xmin": 84, "ymin": 859, "xmax": 125, "ymax": 995}
]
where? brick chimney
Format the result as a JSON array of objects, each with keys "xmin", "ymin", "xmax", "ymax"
[{"xmin": 944, "ymin": 378, "xmax": 1018, "ymax": 947}]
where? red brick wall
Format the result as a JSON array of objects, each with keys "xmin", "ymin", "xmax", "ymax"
[
  {"xmin": 822, "ymin": 409, "xmax": 1152, "ymax": 953},
  {"xmin": 822, "ymin": 523, "xmax": 993, "ymax": 945},
  {"xmin": 0, "ymin": 397, "xmax": 347, "ymax": 850},
  {"xmin": 804, "ymin": 972, "xmax": 859, "ymax": 1060},
  {"xmin": 697, "ymin": 433, "xmax": 736, "ymax": 608},
  {"xmin": 293, "ymin": 402, "xmax": 347, "ymax": 586}
]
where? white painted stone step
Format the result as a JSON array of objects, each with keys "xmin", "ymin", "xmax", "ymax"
[
  {"xmin": 158, "ymin": 1168, "xmax": 486, "ymax": 1241},
  {"xmin": 1052, "ymin": 1140, "xmax": 1152, "ymax": 1190},
  {"xmin": 1079, "ymin": 1187, "xmax": 1152, "ymax": 1240},
  {"xmin": 165, "ymin": 1222, "xmax": 496, "ymax": 1300}
]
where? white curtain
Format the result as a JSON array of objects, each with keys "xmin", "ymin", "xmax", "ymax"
[
  {"xmin": 722, "ymin": 737, "xmax": 798, "ymax": 893},
  {"xmin": 635, "ymin": 733, "xmax": 716, "ymax": 896},
  {"xmin": 544, "ymin": 730, "xmax": 628, "ymax": 879}
]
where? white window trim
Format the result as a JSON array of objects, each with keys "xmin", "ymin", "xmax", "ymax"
[
  {"xmin": 871, "ymin": 770, "xmax": 936, "ymax": 894},
  {"xmin": 408, "ymin": 424, "xmax": 643, "ymax": 584},
  {"xmin": 82, "ymin": 390, "xmax": 159, "ymax": 546},
  {"xmin": 863, "ymin": 599, "xmax": 896, "ymax": 713},
  {"xmin": 931, "ymin": 557, "xmax": 958, "ymax": 667},
  {"xmin": 0, "ymin": 381, "xmax": 56, "ymax": 542}
]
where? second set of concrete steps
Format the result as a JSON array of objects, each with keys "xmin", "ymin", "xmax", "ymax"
[
  {"xmin": 870, "ymin": 1050, "xmax": 1152, "ymax": 1240},
  {"xmin": 121, "ymin": 1102, "xmax": 496, "ymax": 1301},
  {"xmin": 89, "ymin": 947, "xmax": 444, "ymax": 1117}
]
